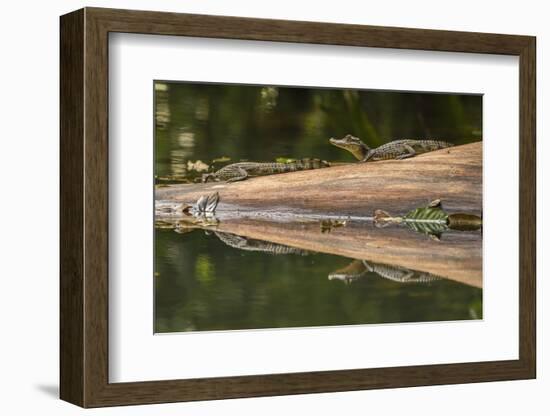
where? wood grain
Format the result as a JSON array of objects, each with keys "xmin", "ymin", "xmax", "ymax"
[
  {"xmin": 518, "ymin": 37, "xmax": 537, "ymax": 376},
  {"xmin": 60, "ymin": 7, "xmax": 536, "ymax": 408},
  {"xmin": 89, "ymin": 7, "xmax": 532, "ymax": 55},
  {"xmin": 60, "ymin": 9, "xmax": 84, "ymax": 406}
]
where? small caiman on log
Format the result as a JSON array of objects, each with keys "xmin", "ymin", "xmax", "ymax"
[
  {"xmin": 329, "ymin": 134, "xmax": 454, "ymax": 162},
  {"xmin": 202, "ymin": 158, "xmax": 330, "ymax": 182}
]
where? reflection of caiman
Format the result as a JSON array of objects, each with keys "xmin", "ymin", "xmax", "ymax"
[
  {"xmin": 327, "ymin": 260, "xmax": 369, "ymax": 284},
  {"xmin": 213, "ymin": 232, "xmax": 439, "ymax": 283},
  {"xmin": 328, "ymin": 260, "xmax": 442, "ymax": 284},
  {"xmin": 329, "ymin": 134, "xmax": 454, "ymax": 162},
  {"xmin": 363, "ymin": 260, "xmax": 441, "ymax": 284},
  {"xmin": 202, "ymin": 158, "xmax": 330, "ymax": 182},
  {"xmin": 212, "ymin": 231, "xmax": 310, "ymax": 256}
]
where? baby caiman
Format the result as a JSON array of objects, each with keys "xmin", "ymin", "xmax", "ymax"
[
  {"xmin": 329, "ymin": 134, "xmax": 453, "ymax": 162},
  {"xmin": 202, "ymin": 158, "xmax": 330, "ymax": 182}
]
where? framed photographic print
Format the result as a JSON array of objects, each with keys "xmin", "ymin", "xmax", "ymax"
[{"xmin": 60, "ymin": 7, "xmax": 536, "ymax": 408}]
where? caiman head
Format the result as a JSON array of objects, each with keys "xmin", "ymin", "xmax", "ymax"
[
  {"xmin": 328, "ymin": 260, "xmax": 368, "ymax": 283},
  {"xmin": 329, "ymin": 134, "xmax": 370, "ymax": 161}
]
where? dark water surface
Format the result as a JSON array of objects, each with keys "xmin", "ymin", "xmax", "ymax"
[
  {"xmin": 154, "ymin": 82, "xmax": 482, "ymax": 333},
  {"xmin": 155, "ymin": 229, "xmax": 482, "ymax": 333}
]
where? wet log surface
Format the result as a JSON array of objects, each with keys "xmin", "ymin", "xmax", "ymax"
[
  {"xmin": 156, "ymin": 141, "xmax": 482, "ymax": 217},
  {"xmin": 156, "ymin": 141, "xmax": 482, "ymax": 288}
]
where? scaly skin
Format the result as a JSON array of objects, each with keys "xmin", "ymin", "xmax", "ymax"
[
  {"xmin": 213, "ymin": 231, "xmax": 310, "ymax": 256},
  {"xmin": 202, "ymin": 158, "xmax": 330, "ymax": 182},
  {"xmin": 363, "ymin": 260, "xmax": 441, "ymax": 284},
  {"xmin": 329, "ymin": 134, "xmax": 454, "ymax": 162},
  {"xmin": 328, "ymin": 259, "xmax": 441, "ymax": 284}
]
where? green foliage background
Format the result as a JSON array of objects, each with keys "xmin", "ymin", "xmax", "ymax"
[{"xmin": 155, "ymin": 82, "xmax": 482, "ymax": 180}]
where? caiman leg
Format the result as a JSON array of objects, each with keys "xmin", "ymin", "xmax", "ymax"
[
  {"xmin": 395, "ymin": 144, "xmax": 416, "ymax": 160},
  {"xmin": 226, "ymin": 167, "xmax": 249, "ymax": 182},
  {"xmin": 361, "ymin": 144, "xmax": 417, "ymax": 162}
]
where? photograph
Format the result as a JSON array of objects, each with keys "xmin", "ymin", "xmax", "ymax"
[{"xmin": 153, "ymin": 81, "xmax": 483, "ymax": 333}]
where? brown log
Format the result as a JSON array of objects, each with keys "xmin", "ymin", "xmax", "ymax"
[
  {"xmin": 156, "ymin": 141, "xmax": 482, "ymax": 216},
  {"xmin": 156, "ymin": 143, "xmax": 483, "ymax": 288}
]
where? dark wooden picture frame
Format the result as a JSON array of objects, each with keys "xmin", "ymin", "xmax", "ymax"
[{"xmin": 60, "ymin": 7, "xmax": 536, "ymax": 408}]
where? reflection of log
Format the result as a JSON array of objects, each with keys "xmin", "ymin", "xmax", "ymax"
[
  {"xmin": 156, "ymin": 142, "xmax": 482, "ymax": 216},
  {"xmin": 210, "ymin": 218, "xmax": 482, "ymax": 288}
]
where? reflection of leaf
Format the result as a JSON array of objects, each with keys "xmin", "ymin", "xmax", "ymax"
[{"xmin": 404, "ymin": 222, "xmax": 448, "ymax": 239}]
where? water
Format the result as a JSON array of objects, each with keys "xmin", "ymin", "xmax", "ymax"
[
  {"xmin": 155, "ymin": 228, "xmax": 481, "ymax": 333},
  {"xmin": 154, "ymin": 81, "xmax": 482, "ymax": 333}
]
